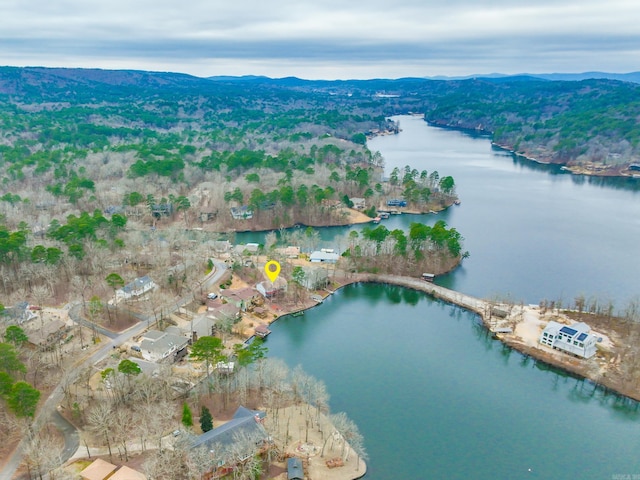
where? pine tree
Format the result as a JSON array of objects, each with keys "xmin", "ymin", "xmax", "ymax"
[
  {"xmin": 182, "ymin": 402, "xmax": 193, "ymax": 429},
  {"xmin": 200, "ymin": 405, "xmax": 213, "ymax": 432}
]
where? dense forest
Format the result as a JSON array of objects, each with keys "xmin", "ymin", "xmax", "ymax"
[{"xmin": 0, "ymin": 66, "xmax": 637, "ymax": 306}]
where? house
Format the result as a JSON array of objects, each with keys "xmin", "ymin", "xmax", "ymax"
[
  {"xmin": 116, "ymin": 276, "xmax": 157, "ymax": 301},
  {"xmin": 253, "ymin": 307, "xmax": 268, "ymax": 318},
  {"xmin": 220, "ymin": 288, "xmax": 258, "ymax": 311},
  {"xmin": 539, "ymin": 321, "xmax": 598, "ymax": 359},
  {"xmin": 108, "ymin": 466, "xmax": 147, "ymax": 480},
  {"xmin": 287, "ymin": 457, "xmax": 304, "ymax": 480},
  {"xmin": 309, "ymin": 251, "xmax": 340, "ymax": 264},
  {"xmin": 140, "ymin": 330, "xmax": 189, "ymax": 363},
  {"xmin": 210, "ymin": 240, "xmax": 232, "ymax": 253},
  {"xmin": 387, "ymin": 199, "xmax": 407, "ymax": 207},
  {"xmin": 275, "ymin": 246, "xmax": 301, "ymax": 258},
  {"xmin": 80, "ymin": 458, "xmax": 117, "ymax": 480},
  {"xmin": 216, "ymin": 361, "xmax": 235, "ymax": 374},
  {"xmin": 199, "ymin": 211, "xmax": 218, "ymax": 222},
  {"xmin": 234, "ymin": 243, "xmax": 260, "ymax": 255},
  {"xmin": 151, "ymin": 203, "xmax": 173, "ymax": 217},
  {"xmin": 206, "ymin": 296, "xmax": 223, "ymax": 311},
  {"xmin": 230, "ymin": 205, "xmax": 253, "ymax": 220},
  {"xmin": 256, "ymin": 277, "xmax": 287, "ymax": 298},
  {"xmin": 104, "ymin": 205, "xmax": 125, "ymax": 215},
  {"xmin": 190, "ymin": 315, "xmax": 218, "ymax": 340},
  {"xmin": 349, "ymin": 197, "xmax": 366, "ymax": 209},
  {"xmin": 191, "ymin": 406, "xmax": 268, "ymax": 472},
  {"xmin": 6, "ymin": 302, "xmax": 38, "ymax": 324},
  {"xmin": 209, "ymin": 303, "xmax": 241, "ymax": 323}
]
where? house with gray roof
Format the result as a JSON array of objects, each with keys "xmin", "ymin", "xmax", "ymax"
[
  {"xmin": 287, "ymin": 457, "xmax": 304, "ymax": 480},
  {"xmin": 190, "ymin": 315, "xmax": 217, "ymax": 340},
  {"xmin": 140, "ymin": 329, "xmax": 189, "ymax": 363},
  {"xmin": 191, "ymin": 406, "xmax": 268, "ymax": 471},
  {"xmin": 309, "ymin": 251, "xmax": 340, "ymax": 263},
  {"xmin": 539, "ymin": 321, "xmax": 598, "ymax": 358},
  {"xmin": 116, "ymin": 275, "xmax": 157, "ymax": 301},
  {"xmin": 230, "ymin": 206, "xmax": 253, "ymax": 220}
]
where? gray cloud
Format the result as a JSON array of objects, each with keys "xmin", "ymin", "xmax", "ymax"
[{"xmin": 1, "ymin": 0, "xmax": 639, "ymax": 78}]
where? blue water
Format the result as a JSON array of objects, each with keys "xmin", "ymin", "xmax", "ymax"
[
  {"xmin": 257, "ymin": 118, "xmax": 640, "ymax": 479},
  {"xmin": 266, "ymin": 283, "xmax": 640, "ymax": 479},
  {"xmin": 239, "ymin": 115, "xmax": 640, "ymax": 309}
]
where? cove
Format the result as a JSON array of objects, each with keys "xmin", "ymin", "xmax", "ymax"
[
  {"xmin": 237, "ymin": 115, "xmax": 640, "ymax": 308},
  {"xmin": 265, "ymin": 283, "xmax": 640, "ymax": 479},
  {"xmin": 250, "ymin": 117, "xmax": 640, "ymax": 479}
]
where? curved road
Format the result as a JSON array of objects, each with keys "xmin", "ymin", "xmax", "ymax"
[{"xmin": 0, "ymin": 259, "xmax": 228, "ymax": 480}]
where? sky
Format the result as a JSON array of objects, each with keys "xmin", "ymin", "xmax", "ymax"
[{"xmin": 2, "ymin": 0, "xmax": 639, "ymax": 80}]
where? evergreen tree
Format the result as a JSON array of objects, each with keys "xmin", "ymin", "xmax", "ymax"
[
  {"xmin": 200, "ymin": 405, "xmax": 213, "ymax": 432},
  {"xmin": 182, "ymin": 402, "xmax": 193, "ymax": 429}
]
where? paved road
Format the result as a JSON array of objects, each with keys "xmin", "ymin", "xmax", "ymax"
[
  {"xmin": 51, "ymin": 410, "xmax": 80, "ymax": 465},
  {"xmin": 0, "ymin": 259, "xmax": 228, "ymax": 480}
]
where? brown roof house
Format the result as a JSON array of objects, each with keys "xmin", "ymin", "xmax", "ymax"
[
  {"xmin": 220, "ymin": 287, "xmax": 258, "ymax": 311},
  {"xmin": 80, "ymin": 458, "xmax": 117, "ymax": 480},
  {"xmin": 209, "ymin": 303, "xmax": 241, "ymax": 322},
  {"xmin": 109, "ymin": 466, "xmax": 147, "ymax": 480}
]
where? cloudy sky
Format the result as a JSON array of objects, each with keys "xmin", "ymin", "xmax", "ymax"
[{"xmin": 2, "ymin": 0, "xmax": 638, "ymax": 79}]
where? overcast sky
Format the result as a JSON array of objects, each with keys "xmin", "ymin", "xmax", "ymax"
[{"xmin": 2, "ymin": 0, "xmax": 638, "ymax": 79}]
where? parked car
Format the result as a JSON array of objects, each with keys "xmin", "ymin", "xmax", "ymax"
[{"xmin": 207, "ymin": 293, "xmax": 218, "ymax": 300}]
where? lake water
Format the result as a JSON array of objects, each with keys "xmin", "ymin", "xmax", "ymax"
[
  {"xmin": 368, "ymin": 116, "xmax": 640, "ymax": 308},
  {"xmin": 239, "ymin": 115, "xmax": 640, "ymax": 308},
  {"xmin": 266, "ymin": 284, "xmax": 640, "ymax": 479},
  {"xmin": 253, "ymin": 117, "xmax": 640, "ymax": 479}
]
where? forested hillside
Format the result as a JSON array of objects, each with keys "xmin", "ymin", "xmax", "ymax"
[
  {"xmin": 422, "ymin": 78, "xmax": 640, "ymax": 173},
  {"xmin": 0, "ymin": 66, "xmax": 638, "ymax": 305}
]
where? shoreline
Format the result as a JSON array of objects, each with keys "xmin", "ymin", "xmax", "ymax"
[
  {"xmin": 423, "ymin": 119, "xmax": 638, "ymax": 179},
  {"xmin": 263, "ymin": 273, "xmax": 640, "ymax": 404}
]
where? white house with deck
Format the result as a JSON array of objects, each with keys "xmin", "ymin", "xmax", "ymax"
[
  {"xmin": 116, "ymin": 275, "xmax": 157, "ymax": 301},
  {"xmin": 140, "ymin": 330, "xmax": 189, "ymax": 363},
  {"xmin": 539, "ymin": 321, "xmax": 598, "ymax": 359}
]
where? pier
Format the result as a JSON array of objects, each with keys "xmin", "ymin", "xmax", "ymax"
[{"xmin": 359, "ymin": 273, "xmax": 514, "ymax": 332}]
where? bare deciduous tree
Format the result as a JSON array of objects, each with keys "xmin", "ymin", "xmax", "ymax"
[{"xmin": 87, "ymin": 401, "xmax": 115, "ymax": 461}]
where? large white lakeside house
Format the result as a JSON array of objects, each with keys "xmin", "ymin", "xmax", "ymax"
[{"xmin": 539, "ymin": 321, "xmax": 598, "ymax": 359}]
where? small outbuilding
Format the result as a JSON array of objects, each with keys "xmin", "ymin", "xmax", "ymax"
[{"xmin": 287, "ymin": 457, "xmax": 304, "ymax": 480}]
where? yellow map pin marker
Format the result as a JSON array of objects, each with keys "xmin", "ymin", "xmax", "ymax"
[{"xmin": 264, "ymin": 260, "xmax": 281, "ymax": 283}]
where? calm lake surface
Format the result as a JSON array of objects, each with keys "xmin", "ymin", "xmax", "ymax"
[
  {"xmin": 248, "ymin": 116, "xmax": 640, "ymax": 479},
  {"xmin": 239, "ymin": 115, "xmax": 640, "ymax": 307},
  {"xmin": 266, "ymin": 284, "xmax": 640, "ymax": 479}
]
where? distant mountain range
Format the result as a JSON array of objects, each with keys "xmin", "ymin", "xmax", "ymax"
[{"xmin": 424, "ymin": 72, "xmax": 640, "ymax": 84}]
